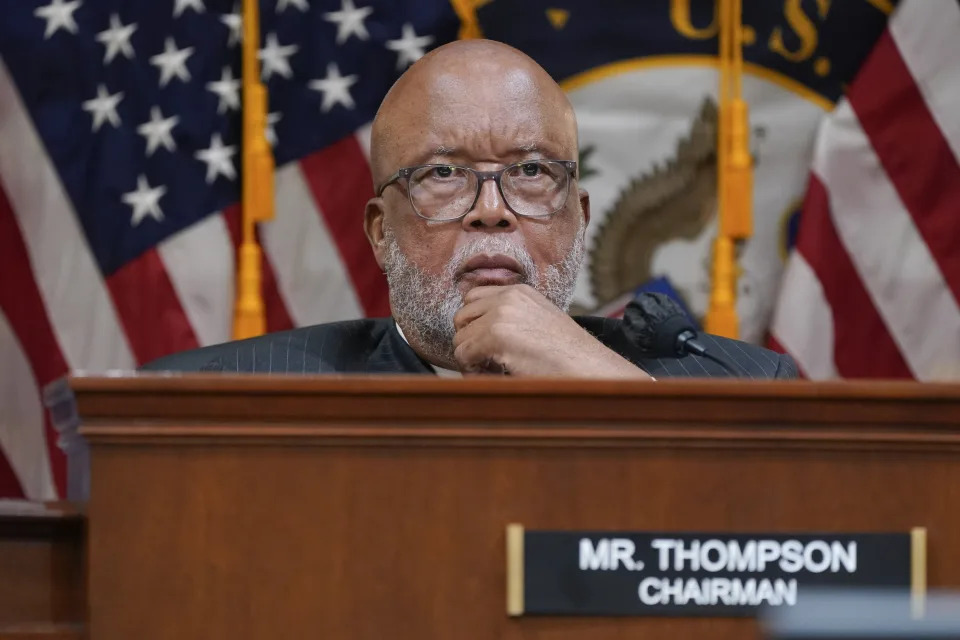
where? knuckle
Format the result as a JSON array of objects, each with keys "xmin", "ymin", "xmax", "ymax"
[
  {"xmin": 454, "ymin": 339, "xmax": 475, "ymax": 362},
  {"xmin": 505, "ymin": 288, "xmax": 526, "ymax": 305},
  {"xmin": 486, "ymin": 305, "xmax": 505, "ymax": 320},
  {"xmin": 489, "ymin": 321, "xmax": 511, "ymax": 342}
]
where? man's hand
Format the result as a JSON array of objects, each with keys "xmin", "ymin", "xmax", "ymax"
[{"xmin": 452, "ymin": 284, "xmax": 653, "ymax": 378}]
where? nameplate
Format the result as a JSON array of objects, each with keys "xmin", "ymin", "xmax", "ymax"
[{"xmin": 505, "ymin": 526, "xmax": 926, "ymax": 617}]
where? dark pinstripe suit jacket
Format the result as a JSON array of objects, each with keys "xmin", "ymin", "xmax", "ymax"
[{"xmin": 141, "ymin": 317, "xmax": 798, "ymax": 378}]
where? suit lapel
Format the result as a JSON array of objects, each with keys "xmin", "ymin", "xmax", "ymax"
[{"xmin": 366, "ymin": 321, "xmax": 434, "ymax": 374}]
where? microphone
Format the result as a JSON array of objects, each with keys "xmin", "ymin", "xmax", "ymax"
[{"xmin": 621, "ymin": 292, "xmax": 746, "ymax": 377}]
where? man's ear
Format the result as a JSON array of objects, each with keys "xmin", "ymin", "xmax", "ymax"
[
  {"xmin": 578, "ymin": 187, "xmax": 591, "ymax": 226},
  {"xmin": 364, "ymin": 198, "xmax": 387, "ymax": 269}
]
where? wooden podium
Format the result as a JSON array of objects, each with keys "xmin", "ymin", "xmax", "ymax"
[{"xmin": 58, "ymin": 377, "xmax": 960, "ymax": 638}]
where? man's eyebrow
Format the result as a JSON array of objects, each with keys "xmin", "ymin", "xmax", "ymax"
[
  {"xmin": 433, "ymin": 145, "xmax": 545, "ymax": 156},
  {"xmin": 407, "ymin": 146, "xmax": 457, "ymax": 165},
  {"xmin": 409, "ymin": 144, "xmax": 552, "ymax": 166}
]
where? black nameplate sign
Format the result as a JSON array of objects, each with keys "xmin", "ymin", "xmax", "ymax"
[{"xmin": 507, "ymin": 527, "xmax": 923, "ymax": 617}]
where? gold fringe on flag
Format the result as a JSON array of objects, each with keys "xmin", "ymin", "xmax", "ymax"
[
  {"xmin": 233, "ymin": 0, "xmax": 276, "ymax": 341},
  {"xmin": 706, "ymin": 0, "xmax": 753, "ymax": 339}
]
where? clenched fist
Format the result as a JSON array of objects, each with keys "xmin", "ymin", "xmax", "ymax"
[{"xmin": 452, "ymin": 284, "xmax": 654, "ymax": 379}]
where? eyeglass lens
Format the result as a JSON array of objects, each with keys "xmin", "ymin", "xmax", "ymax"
[{"xmin": 407, "ymin": 161, "xmax": 570, "ymax": 220}]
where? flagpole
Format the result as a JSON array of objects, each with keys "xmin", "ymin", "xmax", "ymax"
[
  {"xmin": 234, "ymin": 0, "xmax": 275, "ymax": 340},
  {"xmin": 706, "ymin": 0, "xmax": 752, "ymax": 339}
]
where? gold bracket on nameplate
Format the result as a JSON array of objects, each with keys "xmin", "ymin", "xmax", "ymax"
[
  {"xmin": 911, "ymin": 527, "xmax": 927, "ymax": 618},
  {"xmin": 506, "ymin": 524, "xmax": 525, "ymax": 616}
]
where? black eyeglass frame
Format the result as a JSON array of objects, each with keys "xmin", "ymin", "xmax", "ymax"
[{"xmin": 375, "ymin": 159, "xmax": 579, "ymax": 221}]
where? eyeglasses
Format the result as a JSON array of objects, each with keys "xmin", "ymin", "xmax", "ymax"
[{"xmin": 376, "ymin": 159, "xmax": 578, "ymax": 221}]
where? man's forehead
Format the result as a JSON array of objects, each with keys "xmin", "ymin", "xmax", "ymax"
[
  {"xmin": 371, "ymin": 41, "xmax": 576, "ymax": 178},
  {"xmin": 403, "ymin": 84, "xmax": 572, "ymax": 155}
]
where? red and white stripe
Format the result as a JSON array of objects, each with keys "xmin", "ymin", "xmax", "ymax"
[
  {"xmin": 0, "ymin": 58, "xmax": 388, "ymax": 498},
  {"xmin": 771, "ymin": 0, "xmax": 960, "ymax": 381}
]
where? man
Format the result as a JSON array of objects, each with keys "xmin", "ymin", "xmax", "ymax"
[{"xmin": 144, "ymin": 40, "xmax": 796, "ymax": 379}]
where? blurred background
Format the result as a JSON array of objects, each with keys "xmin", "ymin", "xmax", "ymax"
[{"xmin": 0, "ymin": 0, "xmax": 957, "ymax": 500}]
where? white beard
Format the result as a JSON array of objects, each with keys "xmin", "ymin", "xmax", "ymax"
[{"xmin": 382, "ymin": 224, "xmax": 585, "ymax": 367}]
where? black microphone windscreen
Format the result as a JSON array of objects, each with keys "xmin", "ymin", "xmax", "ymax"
[{"xmin": 622, "ymin": 292, "xmax": 696, "ymax": 357}]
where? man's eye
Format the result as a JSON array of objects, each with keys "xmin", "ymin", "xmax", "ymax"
[
  {"xmin": 433, "ymin": 166, "xmax": 454, "ymax": 178},
  {"xmin": 520, "ymin": 163, "xmax": 542, "ymax": 177}
]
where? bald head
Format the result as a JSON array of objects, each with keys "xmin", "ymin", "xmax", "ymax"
[{"xmin": 369, "ymin": 39, "xmax": 577, "ymax": 188}]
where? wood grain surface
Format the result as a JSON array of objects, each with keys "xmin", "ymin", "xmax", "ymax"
[
  {"xmin": 0, "ymin": 502, "xmax": 85, "ymax": 639},
  {"xmin": 72, "ymin": 375, "xmax": 960, "ymax": 640}
]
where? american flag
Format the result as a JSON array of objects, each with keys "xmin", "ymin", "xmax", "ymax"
[
  {"xmin": 770, "ymin": 0, "xmax": 960, "ymax": 381},
  {"xmin": 0, "ymin": 0, "xmax": 458, "ymax": 499}
]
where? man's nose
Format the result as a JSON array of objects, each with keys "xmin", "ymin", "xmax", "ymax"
[{"xmin": 461, "ymin": 178, "xmax": 516, "ymax": 229}]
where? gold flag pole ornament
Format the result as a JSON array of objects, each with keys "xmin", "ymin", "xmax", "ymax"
[
  {"xmin": 706, "ymin": 0, "xmax": 753, "ymax": 338},
  {"xmin": 233, "ymin": 0, "xmax": 276, "ymax": 340}
]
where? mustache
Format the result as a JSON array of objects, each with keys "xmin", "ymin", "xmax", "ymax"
[{"xmin": 447, "ymin": 235, "xmax": 537, "ymax": 283}]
